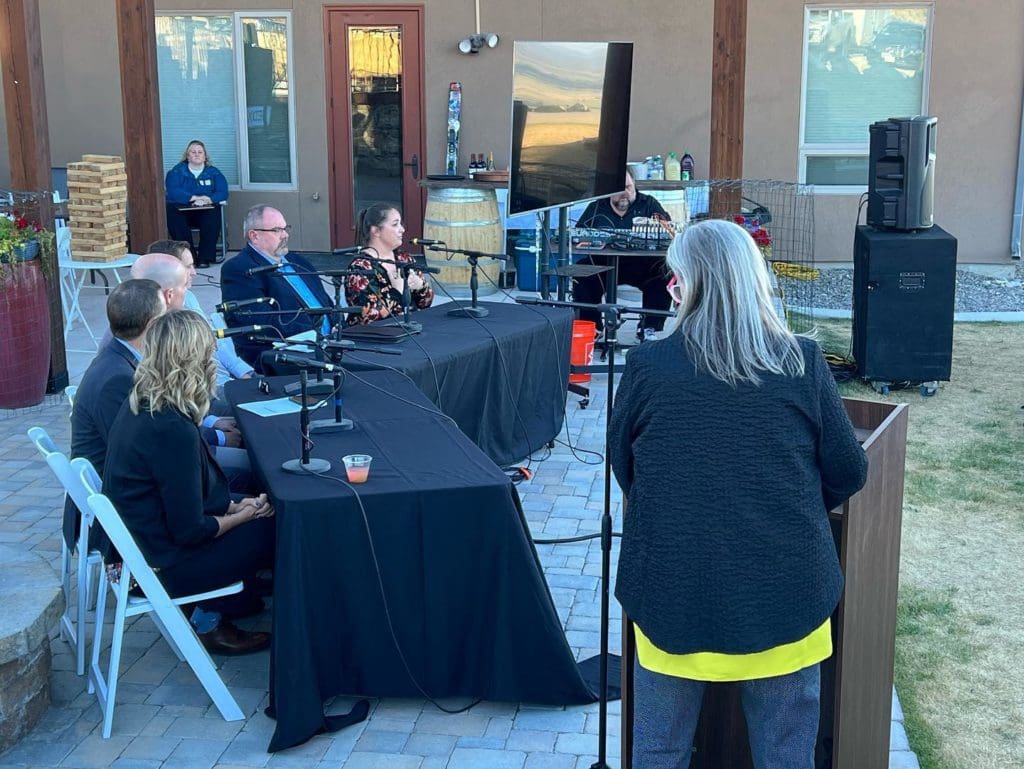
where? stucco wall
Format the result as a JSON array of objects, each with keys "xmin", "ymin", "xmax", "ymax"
[{"xmin": 2, "ymin": 0, "xmax": 1020, "ymax": 261}]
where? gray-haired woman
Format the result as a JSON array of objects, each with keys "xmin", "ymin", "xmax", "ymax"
[{"xmin": 610, "ymin": 218, "xmax": 868, "ymax": 768}]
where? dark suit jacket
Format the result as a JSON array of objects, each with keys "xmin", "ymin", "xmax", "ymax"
[
  {"xmin": 104, "ymin": 404, "xmax": 230, "ymax": 570},
  {"xmin": 63, "ymin": 339, "xmax": 138, "ymax": 551},
  {"xmin": 220, "ymin": 244, "xmax": 335, "ymax": 366}
]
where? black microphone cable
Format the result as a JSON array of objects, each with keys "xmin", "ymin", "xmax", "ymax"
[
  {"xmin": 290, "ymin": 446, "xmax": 480, "ymax": 715},
  {"xmin": 476, "ymin": 268, "xmax": 605, "ymax": 467},
  {"xmin": 428, "ymin": 275, "xmax": 542, "ymax": 474},
  {"xmin": 341, "ymin": 365, "xmax": 460, "ymax": 431}
]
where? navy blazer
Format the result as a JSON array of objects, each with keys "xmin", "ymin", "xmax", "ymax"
[
  {"xmin": 220, "ymin": 244, "xmax": 335, "ymax": 365},
  {"xmin": 64, "ymin": 339, "xmax": 138, "ymax": 550},
  {"xmin": 104, "ymin": 404, "xmax": 230, "ymax": 570}
]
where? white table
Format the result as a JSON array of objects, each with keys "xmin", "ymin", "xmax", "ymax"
[{"xmin": 59, "ymin": 253, "xmax": 140, "ymax": 353}]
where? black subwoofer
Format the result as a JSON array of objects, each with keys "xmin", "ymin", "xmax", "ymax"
[{"xmin": 852, "ymin": 224, "xmax": 957, "ymax": 383}]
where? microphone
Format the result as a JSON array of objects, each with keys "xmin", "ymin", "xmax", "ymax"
[
  {"xmin": 247, "ymin": 263, "xmax": 283, "ymax": 276},
  {"xmin": 273, "ymin": 353, "xmax": 339, "ymax": 372},
  {"xmin": 215, "ymin": 325, "xmax": 266, "ymax": 338},
  {"xmin": 332, "ymin": 246, "xmax": 364, "ymax": 255},
  {"xmin": 411, "ymin": 237, "xmax": 444, "ymax": 247},
  {"xmin": 216, "ymin": 297, "xmax": 277, "ymax": 313}
]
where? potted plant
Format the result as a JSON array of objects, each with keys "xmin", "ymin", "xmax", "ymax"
[{"xmin": 0, "ymin": 210, "xmax": 55, "ymax": 409}]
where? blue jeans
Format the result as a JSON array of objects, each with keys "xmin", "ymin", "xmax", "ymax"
[{"xmin": 632, "ymin": 657, "xmax": 821, "ymax": 769}]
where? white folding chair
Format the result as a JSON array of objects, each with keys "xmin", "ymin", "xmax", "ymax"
[
  {"xmin": 75, "ymin": 459, "xmax": 245, "ymax": 737},
  {"xmin": 64, "ymin": 385, "xmax": 78, "ymax": 414},
  {"xmin": 27, "ymin": 427, "xmax": 102, "ymax": 678}
]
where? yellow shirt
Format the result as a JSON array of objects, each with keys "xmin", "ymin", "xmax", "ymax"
[{"xmin": 634, "ymin": 619, "xmax": 832, "ymax": 682}]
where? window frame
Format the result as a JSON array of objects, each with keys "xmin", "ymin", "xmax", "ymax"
[
  {"xmin": 797, "ymin": 4, "xmax": 934, "ymax": 194},
  {"xmin": 156, "ymin": 10, "xmax": 298, "ymax": 192}
]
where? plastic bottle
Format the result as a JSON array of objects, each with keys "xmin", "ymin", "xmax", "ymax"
[
  {"xmin": 681, "ymin": 151, "xmax": 695, "ymax": 181},
  {"xmin": 649, "ymin": 154, "xmax": 664, "ymax": 181},
  {"xmin": 643, "ymin": 156, "xmax": 654, "ymax": 180},
  {"xmin": 665, "ymin": 152, "xmax": 681, "ymax": 181}
]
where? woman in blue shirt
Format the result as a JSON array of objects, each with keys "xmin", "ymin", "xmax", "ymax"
[{"xmin": 165, "ymin": 140, "xmax": 229, "ymax": 267}]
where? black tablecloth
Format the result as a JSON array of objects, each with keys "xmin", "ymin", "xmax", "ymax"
[
  {"xmin": 339, "ymin": 302, "xmax": 573, "ymax": 467},
  {"xmin": 226, "ymin": 373, "xmax": 595, "ymax": 752}
]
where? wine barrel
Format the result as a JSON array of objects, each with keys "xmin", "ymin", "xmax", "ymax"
[{"xmin": 422, "ymin": 187, "xmax": 503, "ymax": 297}]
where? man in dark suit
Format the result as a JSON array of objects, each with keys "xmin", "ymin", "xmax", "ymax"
[
  {"xmin": 64, "ymin": 279, "xmax": 166, "ymax": 553},
  {"xmin": 220, "ymin": 205, "xmax": 336, "ymax": 369}
]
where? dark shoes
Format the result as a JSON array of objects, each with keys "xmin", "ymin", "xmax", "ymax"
[{"xmin": 199, "ymin": 620, "xmax": 271, "ymax": 656}]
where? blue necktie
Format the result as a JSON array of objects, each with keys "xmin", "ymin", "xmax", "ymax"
[{"xmin": 280, "ymin": 262, "xmax": 331, "ymax": 335}]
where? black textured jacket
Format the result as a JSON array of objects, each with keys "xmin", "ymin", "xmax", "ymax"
[{"xmin": 609, "ymin": 334, "xmax": 868, "ymax": 654}]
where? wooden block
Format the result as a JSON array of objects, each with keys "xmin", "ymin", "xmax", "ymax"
[
  {"xmin": 67, "ymin": 201, "xmax": 126, "ymax": 213},
  {"xmin": 67, "ymin": 171, "xmax": 128, "ymax": 184},
  {"xmin": 80, "ymin": 154, "xmax": 123, "ymax": 164}
]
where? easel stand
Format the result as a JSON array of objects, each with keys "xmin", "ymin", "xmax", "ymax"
[{"xmin": 516, "ymin": 295, "xmax": 646, "ymax": 769}]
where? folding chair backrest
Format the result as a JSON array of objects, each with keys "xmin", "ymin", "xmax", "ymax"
[
  {"xmin": 83, "ymin": 489, "xmax": 174, "ymax": 617},
  {"xmin": 64, "ymin": 385, "xmax": 78, "ymax": 412},
  {"xmin": 28, "ymin": 426, "xmax": 59, "ymax": 458},
  {"xmin": 52, "ymin": 455, "xmax": 99, "ymax": 534}
]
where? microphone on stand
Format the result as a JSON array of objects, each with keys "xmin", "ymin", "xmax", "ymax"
[
  {"xmin": 279, "ymin": 368, "xmax": 332, "ymax": 475},
  {"xmin": 273, "ymin": 352, "xmax": 339, "ymax": 373},
  {"xmin": 247, "ymin": 263, "xmax": 283, "ymax": 276},
  {"xmin": 214, "ymin": 325, "xmax": 267, "ymax": 339},
  {"xmin": 216, "ymin": 297, "xmax": 277, "ymax": 313},
  {"xmin": 410, "ymin": 237, "xmax": 445, "ymax": 247},
  {"xmin": 332, "ymin": 246, "xmax": 364, "ymax": 255}
]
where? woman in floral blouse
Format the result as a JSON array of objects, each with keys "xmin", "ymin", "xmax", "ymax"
[{"xmin": 345, "ymin": 204, "xmax": 434, "ymax": 324}]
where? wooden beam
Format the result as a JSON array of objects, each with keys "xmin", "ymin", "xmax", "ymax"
[
  {"xmin": 115, "ymin": 0, "xmax": 165, "ymax": 251},
  {"xmin": 0, "ymin": 0, "xmax": 69, "ymax": 391},
  {"xmin": 710, "ymin": 0, "xmax": 747, "ymax": 182}
]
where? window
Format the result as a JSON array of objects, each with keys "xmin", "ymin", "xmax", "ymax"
[
  {"xmin": 799, "ymin": 6, "xmax": 930, "ymax": 190},
  {"xmin": 156, "ymin": 13, "xmax": 296, "ymax": 189}
]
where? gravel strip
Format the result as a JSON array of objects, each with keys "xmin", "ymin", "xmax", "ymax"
[{"xmin": 778, "ymin": 262, "xmax": 1024, "ymax": 313}]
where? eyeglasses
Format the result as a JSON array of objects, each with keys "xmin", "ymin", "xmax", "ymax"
[{"xmin": 252, "ymin": 225, "xmax": 292, "ymax": 234}]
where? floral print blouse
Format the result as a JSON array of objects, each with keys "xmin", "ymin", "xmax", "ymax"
[{"xmin": 345, "ymin": 251, "xmax": 435, "ymax": 325}]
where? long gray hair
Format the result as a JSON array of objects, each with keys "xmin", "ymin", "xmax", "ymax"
[{"xmin": 666, "ymin": 219, "xmax": 804, "ymax": 386}]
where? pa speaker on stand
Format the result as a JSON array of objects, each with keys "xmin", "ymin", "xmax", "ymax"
[{"xmin": 867, "ymin": 116, "xmax": 937, "ymax": 231}]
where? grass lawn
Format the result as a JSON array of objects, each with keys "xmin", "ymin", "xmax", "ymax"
[{"xmin": 812, "ymin": 316, "xmax": 1024, "ymax": 769}]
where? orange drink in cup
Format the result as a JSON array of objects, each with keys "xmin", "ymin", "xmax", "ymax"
[{"xmin": 342, "ymin": 454, "xmax": 372, "ymax": 483}]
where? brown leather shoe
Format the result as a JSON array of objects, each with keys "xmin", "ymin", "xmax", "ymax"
[{"xmin": 198, "ymin": 620, "xmax": 271, "ymax": 656}]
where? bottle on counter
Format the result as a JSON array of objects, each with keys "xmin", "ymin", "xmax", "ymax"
[
  {"xmin": 487, "ymin": 151, "xmax": 495, "ymax": 171},
  {"xmin": 468, "ymin": 153, "xmax": 478, "ymax": 176},
  {"xmin": 681, "ymin": 151, "xmax": 695, "ymax": 181},
  {"xmin": 643, "ymin": 156, "xmax": 654, "ymax": 180},
  {"xmin": 665, "ymin": 152, "xmax": 681, "ymax": 181},
  {"xmin": 649, "ymin": 154, "xmax": 665, "ymax": 181}
]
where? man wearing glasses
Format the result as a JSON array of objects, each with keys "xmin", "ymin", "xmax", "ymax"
[{"xmin": 220, "ymin": 205, "xmax": 336, "ymax": 369}]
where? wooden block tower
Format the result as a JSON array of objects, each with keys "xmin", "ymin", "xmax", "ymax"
[{"xmin": 67, "ymin": 154, "xmax": 129, "ymax": 262}]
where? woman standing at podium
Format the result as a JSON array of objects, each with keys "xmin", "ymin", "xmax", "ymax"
[
  {"xmin": 345, "ymin": 203, "xmax": 434, "ymax": 324},
  {"xmin": 609, "ymin": 219, "xmax": 868, "ymax": 769}
]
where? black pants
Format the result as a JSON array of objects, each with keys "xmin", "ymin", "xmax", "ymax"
[
  {"xmin": 157, "ymin": 517, "xmax": 275, "ymax": 614},
  {"xmin": 166, "ymin": 203, "xmax": 222, "ymax": 265},
  {"xmin": 572, "ymin": 253, "xmax": 672, "ymax": 332}
]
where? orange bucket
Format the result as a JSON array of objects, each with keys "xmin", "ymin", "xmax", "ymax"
[{"xmin": 570, "ymin": 320, "xmax": 596, "ymax": 384}]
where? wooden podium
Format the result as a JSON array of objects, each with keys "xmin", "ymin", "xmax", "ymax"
[{"xmin": 620, "ymin": 398, "xmax": 909, "ymax": 769}]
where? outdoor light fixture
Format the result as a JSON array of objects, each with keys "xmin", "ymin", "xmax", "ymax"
[
  {"xmin": 458, "ymin": 33, "xmax": 499, "ymax": 54},
  {"xmin": 458, "ymin": 0, "xmax": 499, "ymax": 54}
]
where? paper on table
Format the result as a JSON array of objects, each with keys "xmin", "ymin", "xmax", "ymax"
[
  {"xmin": 237, "ymin": 397, "xmax": 324, "ymax": 417},
  {"xmin": 273, "ymin": 329, "xmax": 317, "ymax": 352}
]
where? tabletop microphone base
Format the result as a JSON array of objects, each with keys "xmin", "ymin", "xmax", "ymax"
[
  {"xmin": 309, "ymin": 417, "xmax": 354, "ymax": 433},
  {"xmin": 395, "ymin": 319, "xmax": 423, "ymax": 334},
  {"xmin": 284, "ymin": 380, "xmax": 334, "ymax": 396},
  {"xmin": 447, "ymin": 305, "xmax": 489, "ymax": 319},
  {"xmin": 282, "ymin": 457, "xmax": 332, "ymax": 475}
]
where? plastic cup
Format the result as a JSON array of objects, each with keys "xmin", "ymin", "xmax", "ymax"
[{"xmin": 342, "ymin": 454, "xmax": 372, "ymax": 483}]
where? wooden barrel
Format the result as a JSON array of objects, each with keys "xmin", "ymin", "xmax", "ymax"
[
  {"xmin": 422, "ymin": 186, "xmax": 502, "ymax": 297},
  {"xmin": 647, "ymin": 188, "xmax": 690, "ymax": 229}
]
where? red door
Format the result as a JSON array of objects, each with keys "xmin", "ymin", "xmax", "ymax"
[{"xmin": 325, "ymin": 7, "xmax": 426, "ymax": 246}]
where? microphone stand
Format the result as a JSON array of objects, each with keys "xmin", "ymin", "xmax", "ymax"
[
  {"xmin": 281, "ymin": 369, "xmax": 332, "ymax": 475},
  {"xmin": 515, "ymin": 295, "xmax": 673, "ymax": 769},
  {"xmin": 425, "ymin": 244, "xmax": 507, "ymax": 319}
]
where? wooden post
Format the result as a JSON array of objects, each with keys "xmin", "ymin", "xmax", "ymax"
[
  {"xmin": 710, "ymin": 0, "xmax": 746, "ymax": 213},
  {"xmin": 0, "ymin": 0, "xmax": 69, "ymax": 391},
  {"xmin": 115, "ymin": 0, "xmax": 165, "ymax": 251}
]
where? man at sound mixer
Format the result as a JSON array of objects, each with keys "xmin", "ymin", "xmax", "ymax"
[
  {"xmin": 220, "ymin": 205, "xmax": 337, "ymax": 370},
  {"xmin": 573, "ymin": 169, "xmax": 673, "ymax": 342}
]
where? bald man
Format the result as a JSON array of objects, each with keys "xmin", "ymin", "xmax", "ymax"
[{"xmin": 129, "ymin": 252, "xmax": 254, "ymax": 490}]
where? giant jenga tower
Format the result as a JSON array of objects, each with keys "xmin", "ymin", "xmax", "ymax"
[{"xmin": 67, "ymin": 154, "xmax": 129, "ymax": 262}]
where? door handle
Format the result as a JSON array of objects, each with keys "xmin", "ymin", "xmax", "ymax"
[{"xmin": 403, "ymin": 154, "xmax": 420, "ymax": 180}]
